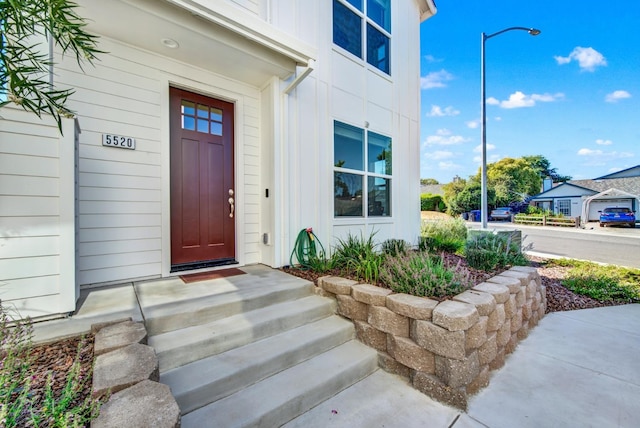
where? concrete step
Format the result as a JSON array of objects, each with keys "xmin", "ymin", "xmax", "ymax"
[
  {"xmin": 181, "ymin": 340, "xmax": 378, "ymax": 428},
  {"xmin": 138, "ymin": 277, "xmax": 314, "ymax": 336},
  {"xmin": 150, "ymin": 295, "xmax": 337, "ymax": 372},
  {"xmin": 161, "ymin": 315, "xmax": 355, "ymax": 414}
]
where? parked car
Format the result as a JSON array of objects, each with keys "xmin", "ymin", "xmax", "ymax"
[
  {"xmin": 490, "ymin": 207, "xmax": 513, "ymax": 221},
  {"xmin": 599, "ymin": 207, "xmax": 636, "ymax": 227}
]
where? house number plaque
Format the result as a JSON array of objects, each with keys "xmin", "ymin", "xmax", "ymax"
[{"xmin": 102, "ymin": 134, "xmax": 136, "ymax": 150}]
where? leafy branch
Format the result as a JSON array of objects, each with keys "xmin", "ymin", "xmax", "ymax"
[{"xmin": 1, "ymin": 0, "xmax": 103, "ymax": 132}]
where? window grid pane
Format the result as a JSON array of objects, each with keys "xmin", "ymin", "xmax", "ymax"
[
  {"xmin": 334, "ymin": 122, "xmax": 364, "ymax": 170},
  {"xmin": 367, "ymin": 0, "xmax": 390, "ymax": 32},
  {"xmin": 368, "ymin": 131, "xmax": 392, "ymax": 175},
  {"xmin": 333, "ymin": 0, "xmax": 362, "ymax": 58},
  {"xmin": 367, "ymin": 24, "xmax": 390, "ymax": 74},
  {"xmin": 368, "ymin": 176, "xmax": 391, "ymax": 216},
  {"xmin": 335, "ymin": 172, "xmax": 364, "ymax": 217}
]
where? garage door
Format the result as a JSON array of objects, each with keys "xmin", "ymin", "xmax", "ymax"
[{"xmin": 588, "ymin": 199, "xmax": 632, "ymax": 220}]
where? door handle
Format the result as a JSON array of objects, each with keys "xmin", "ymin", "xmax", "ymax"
[{"xmin": 228, "ymin": 196, "xmax": 235, "ymax": 218}]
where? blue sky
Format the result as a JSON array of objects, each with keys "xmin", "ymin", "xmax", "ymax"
[{"xmin": 419, "ymin": 1, "xmax": 640, "ymax": 183}]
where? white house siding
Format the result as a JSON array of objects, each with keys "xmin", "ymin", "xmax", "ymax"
[
  {"xmin": 54, "ymin": 37, "xmax": 261, "ymax": 286},
  {"xmin": 0, "ymin": 107, "xmax": 77, "ymax": 318},
  {"xmin": 271, "ymin": 0, "xmax": 423, "ymax": 261}
]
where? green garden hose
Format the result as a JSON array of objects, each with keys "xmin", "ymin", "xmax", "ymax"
[{"xmin": 290, "ymin": 227, "xmax": 326, "ymax": 269}]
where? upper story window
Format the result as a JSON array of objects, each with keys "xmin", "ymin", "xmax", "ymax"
[{"xmin": 333, "ymin": 0, "xmax": 391, "ymax": 75}]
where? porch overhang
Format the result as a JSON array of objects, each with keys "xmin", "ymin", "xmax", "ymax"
[
  {"xmin": 76, "ymin": 0, "xmax": 317, "ymax": 87},
  {"xmin": 418, "ymin": 0, "xmax": 438, "ymax": 21}
]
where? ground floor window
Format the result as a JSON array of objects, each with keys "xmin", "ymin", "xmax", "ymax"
[
  {"xmin": 558, "ymin": 199, "xmax": 571, "ymax": 216},
  {"xmin": 334, "ymin": 121, "xmax": 391, "ymax": 217}
]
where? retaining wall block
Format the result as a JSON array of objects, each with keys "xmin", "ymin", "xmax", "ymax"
[
  {"xmin": 517, "ymin": 321, "xmax": 530, "ymax": 340},
  {"xmin": 386, "ymin": 293, "xmax": 438, "ymax": 320},
  {"xmin": 94, "ymin": 321, "xmax": 147, "ymax": 357},
  {"xmin": 478, "ymin": 332, "xmax": 497, "ymax": 366},
  {"xmin": 465, "ymin": 316, "xmax": 488, "ymax": 350},
  {"xmin": 336, "ymin": 294, "xmax": 369, "ymax": 321},
  {"xmin": 522, "ymin": 300, "xmax": 533, "ymax": 320},
  {"xmin": 352, "ymin": 283, "xmax": 392, "ymax": 306},
  {"xmin": 496, "ymin": 319, "xmax": 511, "ymax": 347},
  {"xmin": 452, "ymin": 290, "xmax": 496, "ymax": 316},
  {"xmin": 320, "ymin": 276, "xmax": 356, "ymax": 295},
  {"xmin": 515, "ymin": 289, "xmax": 526, "ymax": 307},
  {"xmin": 510, "ymin": 309, "xmax": 523, "ymax": 333},
  {"xmin": 435, "ymin": 351, "xmax": 480, "ymax": 389},
  {"xmin": 368, "ymin": 306, "xmax": 409, "ymax": 337},
  {"xmin": 486, "ymin": 303, "xmax": 505, "ymax": 332},
  {"xmin": 432, "ymin": 300, "xmax": 479, "ymax": 332},
  {"xmin": 378, "ymin": 352, "xmax": 410, "ymax": 379},
  {"xmin": 527, "ymin": 280, "xmax": 538, "ymax": 299},
  {"xmin": 387, "ymin": 335, "xmax": 436, "ymax": 374},
  {"xmin": 466, "ymin": 365, "xmax": 491, "ymax": 395},
  {"xmin": 486, "ymin": 275, "xmax": 521, "ymax": 294},
  {"xmin": 412, "ymin": 371, "xmax": 468, "ymax": 410},
  {"xmin": 489, "ymin": 348, "xmax": 506, "ymax": 371},
  {"xmin": 354, "ymin": 320, "xmax": 387, "ymax": 351},
  {"xmin": 473, "ymin": 282, "xmax": 509, "ymax": 304},
  {"xmin": 498, "ymin": 270, "xmax": 529, "ymax": 287},
  {"xmin": 504, "ymin": 294, "xmax": 517, "ymax": 318},
  {"xmin": 412, "ymin": 320, "xmax": 466, "ymax": 360}
]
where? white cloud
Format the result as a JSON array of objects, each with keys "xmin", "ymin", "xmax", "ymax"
[
  {"xmin": 489, "ymin": 91, "xmax": 564, "ymax": 109},
  {"xmin": 554, "ymin": 47, "xmax": 607, "ymax": 72},
  {"xmin": 424, "ymin": 128, "xmax": 470, "ymax": 146},
  {"xmin": 494, "ymin": 117, "xmax": 502, "ymax": 121},
  {"xmin": 424, "ymin": 55, "xmax": 442, "ymax": 63},
  {"xmin": 420, "ymin": 69, "xmax": 454, "ymax": 89},
  {"xmin": 438, "ymin": 161, "xmax": 462, "ymax": 170},
  {"xmin": 424, "ymin": 150, "xmax": 455, "ymax": 160},
  {"xmin": 473, "ymin": 143, "xmax": 496, "ymax": 153},
  {"xmin": 605, "ymin": 90, "xmax": 631, "ymax": 103},
  {"xmin": 595, "ymin": 139, "xmax": 613, "ymax": 146},
  {"xmin": 473, "ymin": 154, "xmax": 501, "ymax": 164},
  {"xmin": 426, "ymin": 105, "xmax": 460, "ymax": 117},
  {"xmin": 577, "ymin": 148, "xmax": 634, "ymax": 165},
  {"xmin": 466, "ymin": 120, "xmax": 479, "ymax": 129}
]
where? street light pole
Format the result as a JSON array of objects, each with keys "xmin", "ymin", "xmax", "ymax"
[{"xmin": 480, "ymin": 27, "xmax": 540, "ymax": 229}]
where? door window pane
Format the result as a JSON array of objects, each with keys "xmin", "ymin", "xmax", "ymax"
[
  {"xmin": 334, "ymin": 122, "xmax": 364, "ymax": 170},
  {"xmin": 368, "ymin": 132, "xmax": 392, "ymax": 175},
  {"xmin": 368, "ymin": 176, "xmax": 390, "ymax": 216},
  {"xmin": 333, "ymin": 0, "xmax": 362, "ymax": 58},
  {"xmin": 367, "ymin": 0, "xmax": 390, "ymax": 32},
  {"xmin": 367, "ymin": 24, "xmax": 390, "ymax": 74},
  {"xmin": 335, "ymin": 172, "xmax": 363, "ymax": 216}
]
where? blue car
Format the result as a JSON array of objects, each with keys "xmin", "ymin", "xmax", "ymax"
[{"xmin": 599, "ymin": 207, "xmax": 636, "ymax": 227}]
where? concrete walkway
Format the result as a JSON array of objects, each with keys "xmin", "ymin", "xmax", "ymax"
[{"xmin": 30, "ymin": 269, "xmax": 640, "ymax": 427}]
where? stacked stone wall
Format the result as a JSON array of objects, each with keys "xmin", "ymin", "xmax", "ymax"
[{"xmin": 318, "ymin": 265, "xmax": 546, "ymax": 409}]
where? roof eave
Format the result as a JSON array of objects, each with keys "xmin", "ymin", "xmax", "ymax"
[{"xmin": 419, "ymin": 0, "xmax": 438, "ymax": 21}]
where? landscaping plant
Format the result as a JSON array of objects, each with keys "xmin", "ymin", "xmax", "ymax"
[
  {"xmin": 380, "ymin": 239, "xmax": 410, "ymax": 257},
  {"xmin": 419, "ymin": 218, "xmax": 467, "ymax": 253},
  {"xmin": 333, "ymin": 232, "xmax": 384, "ymax": 283},
  {"xmin": 464, "ymin": 231, "xmax": 528, "ymax": 271},
  {"xmin": 380, "ymin": 251, "xmax": 472, "ymax": 298}
]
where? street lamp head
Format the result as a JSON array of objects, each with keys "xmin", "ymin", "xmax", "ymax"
[{"xmin": 528, "ymin": 28, "xmax": 541, "ymax": 36}]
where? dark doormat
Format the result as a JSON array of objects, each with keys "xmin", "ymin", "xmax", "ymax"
[{"xmin": 180, "ymin": 268, "xmax": 246, "ymax": 284}]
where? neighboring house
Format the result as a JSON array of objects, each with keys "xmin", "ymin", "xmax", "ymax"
[
  {"xmin": 529, "ymin": 165, "xmax": 640, "ymax": 223},
  {"xmin": 0, "ymin": 0, "xmax": 437, "ymax": 319},
  {"xmin": 420, "ymin": 184, "xmax": 444, "ymax": 196}
]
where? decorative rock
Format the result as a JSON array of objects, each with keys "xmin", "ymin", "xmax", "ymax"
[
  {"xmin": 453, "ymin": 290, "xmax": 496, "ymax": 316},
  {"xmin": 388, "ymin": 335, "xmax": 435, "ymax": 373},
  {"xmin": 368, "ymin": 306, "xmax": 409, "ymax": 337},
  {"xmin": 473, "ymin": 282, "xmax": 509, "ymax": 304},
  {"xmin": 435, "ymin": 351, "xmax": 480, "ymax": 388},
  {"xmin": 354, "ymin": 320, "xmax": 387, "ymax": 352},
  {"xmin": 412, "ymin": 320, "xmax": 466, "ymax": 360},
  {"xmin": 412, "ymin": 371, "xmax": 467, "ymax": 410},
  {"xmin": 432, "ymin": 300, "xmax": 479, "ymax": 332},
  {"xmin": 378, "ymin": 352, "xmax": 410, "ymax": 379},
  {"xmin": 465, "ymin": 316, "xmax": 488, "ymax": 350},
  {"xmin": 486, "ymin": 304, "xmax": 505, "ymax": 332},
  {"xmin": 386, "ymin": 294, "xmax": 438, "ymax": 320},
  {"xmin": 321, "ymin": 276, "xmax": 356, "ymax": 295},
  {"xmin": 92, "ymin": 343, "xmax": 159, "ymax": 397},
  {"xmin": 336, "ymin": 295, "xmax": 369, "ymax": 321},
  {"xmin": 94, "ymin": 321, "xmax": 147, "ymax": 356},
  {"xmin": 91, "ymin": 380, "xmax": 180, "ymax": 428},
  {"xmin": 485, "ymin": 275, "xmax": 521, "ymax": 294},
  {"xmin": 478, "ymin": 333, "xmax": 497, "ymax": 366},
  {"xmin": 352, "ymin": 283, "xmax": 392, "ymax": 306}
]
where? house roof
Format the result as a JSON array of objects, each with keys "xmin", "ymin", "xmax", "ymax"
[
  {"xmin": 529, "ymin": 182, "xmax": 597, "ymax": 200},
  {"xmin": 420, "ymin": 184, "xmax": 444, "ymax": 196},
  {"xmin": 569, "ymin": 177, "xmax": 640, "ymax": 197},
  {"xmin": 595, "ymin": 165, "xmax": 640, "ymax": 179}
]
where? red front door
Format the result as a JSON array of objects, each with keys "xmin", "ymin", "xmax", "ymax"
[{"xmin": 170, "ymin": 87, "xmax": 235, "ymax": 269}]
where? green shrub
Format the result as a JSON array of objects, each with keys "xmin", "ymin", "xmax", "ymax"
[
  {"xmin": 464, "ymin": 231, "xmax": 528, "ymax": 271},
  {"xmin": 381, "ymin": 239, "xmax": 410, "ymax": 257},
  {"xmin": 333, "ymin": 231, "xmax": 383, "ymax": 283},
  {"xmin": 420, "ymin": 194, "xmax": 446, "ymax": 211},
  {"xmin": 552, "ymin": 259, "xmax": 640, "ymax": 302},
  {"xmin": 380, "ymin": 252, "xmax": 471, "ymax": 298},
  {"xmin": 420, "ymin": 218, "xmax": 468, "ymax": 253}
]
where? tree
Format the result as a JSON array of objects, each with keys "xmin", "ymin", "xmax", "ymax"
[
  {"xmin": 485, "ymin": 158, "xmax": 542, "ymax": 206},
  {"xmin": 420, "ymin": 178, "xmax": 440, "ymax": 185},
  {"xmin": 443, "ymin": 177, "xmax": 495, "ymax": 215},
  {"xmin": 523, "ymin": 155, "xmax": 572, "ymax": 183},
  {"xmin": 1, "ymin": 0, "xmax": 102, "ymax": 131}
]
